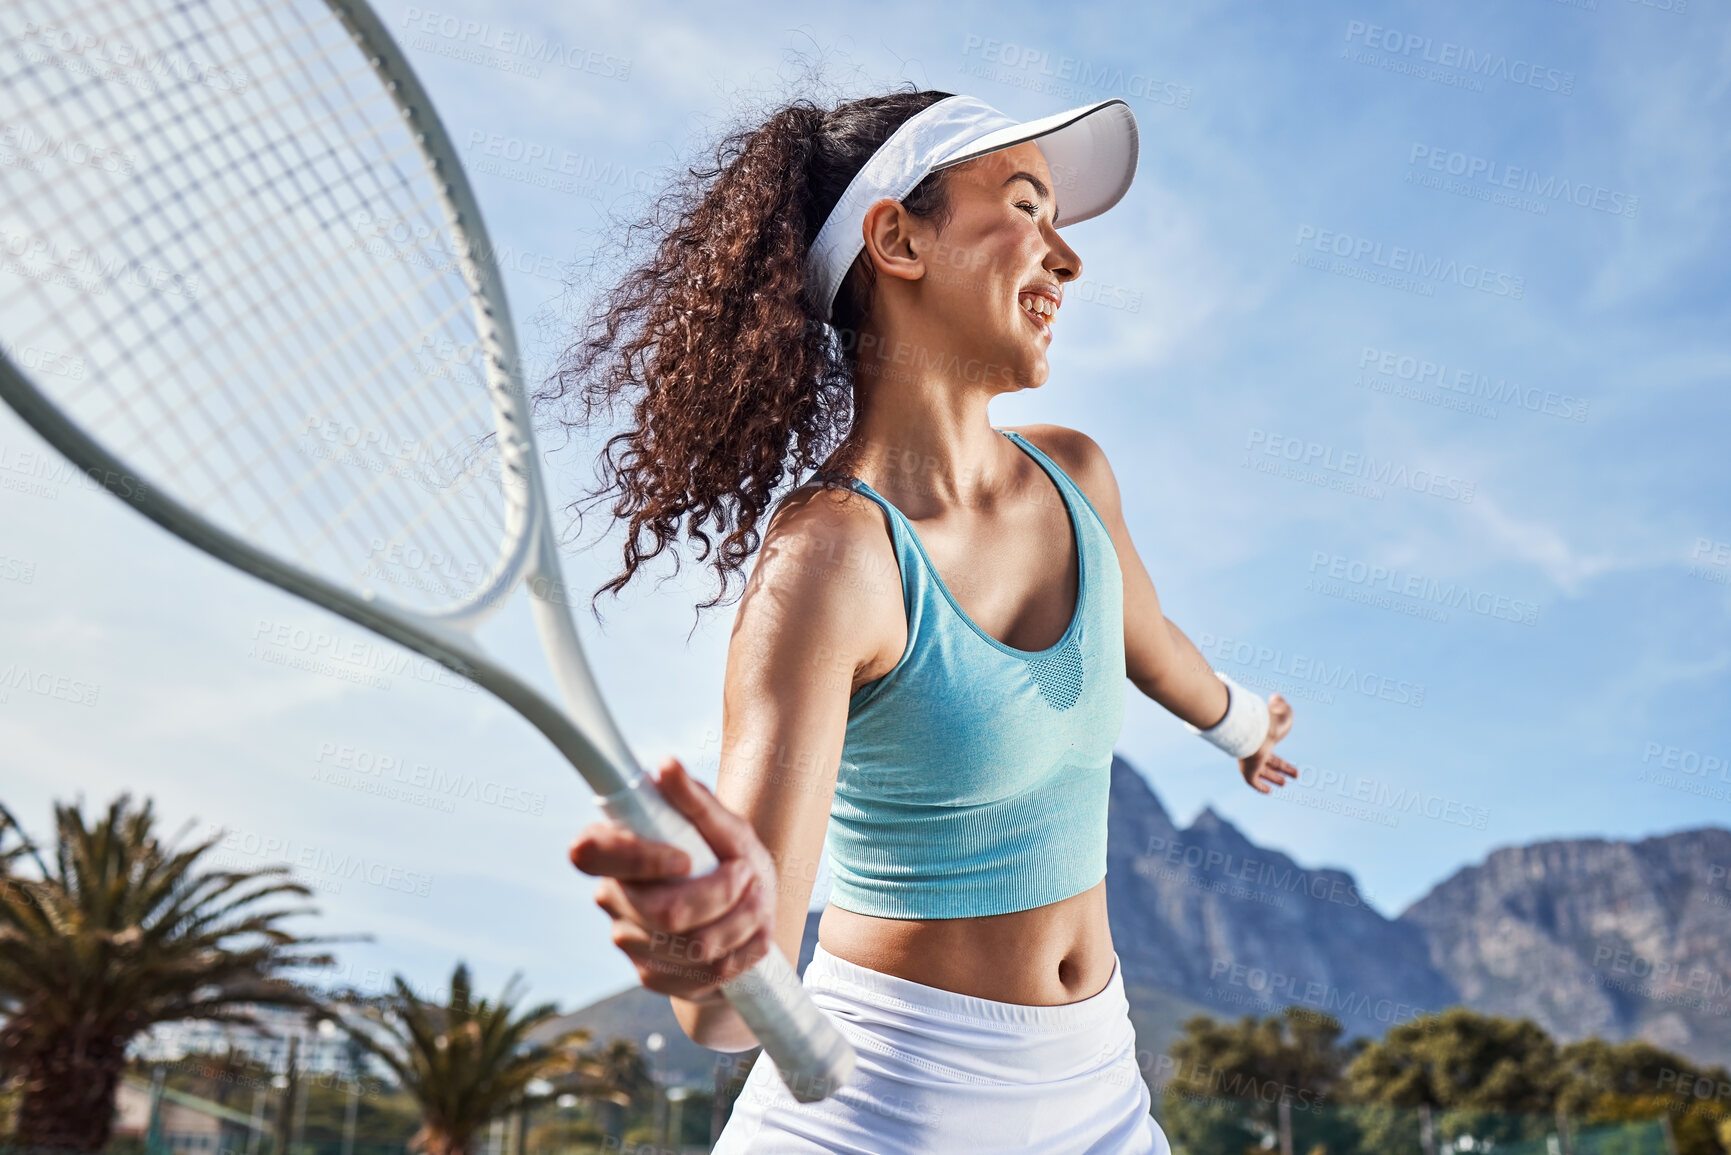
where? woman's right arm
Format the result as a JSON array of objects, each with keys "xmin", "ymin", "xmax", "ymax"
[{"xmin": 569, "ymin": 487, "xmax": 901, "ymax": 1051}]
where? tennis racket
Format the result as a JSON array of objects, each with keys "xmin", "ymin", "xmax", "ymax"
[{"xmin": 0, "ymin": 0, "xmax": 854, "ymax": 1100}]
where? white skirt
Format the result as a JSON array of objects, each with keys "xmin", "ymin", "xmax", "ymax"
[{"xmin": 712, "ymin": 943, "xmax": 1171, "ymax": 1154}]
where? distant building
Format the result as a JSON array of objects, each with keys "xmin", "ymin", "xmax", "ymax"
[
  {"xmin": 128, "ymin": 1005, "xmax": 374, "ymax": 1081},
  {"xmin": 112, "ymin": 1077, "xmax": 263, "ymax": 1155}
]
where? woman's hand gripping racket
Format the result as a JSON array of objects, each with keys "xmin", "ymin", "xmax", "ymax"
[{"xmin": 0, "ymin": 0, "xmax": 854, "ymax": 1099}]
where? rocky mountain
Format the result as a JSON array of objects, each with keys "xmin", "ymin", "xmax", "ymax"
[
  {"xmin": 1102, "ymin": 756, "xmax": 1457, "ymax": 1049},
  {"xmin": 1399, "ymin": 827, "xmax": 1731, "ymax": 1066},
  {"xmin": 548, "ymin": 755, "xmax": 1731, "ymax": 1084}
]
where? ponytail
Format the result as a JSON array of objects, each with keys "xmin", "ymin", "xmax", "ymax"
[{"xmin": 540, "ymin": 86, "xmax": 957, "ymax": 620}]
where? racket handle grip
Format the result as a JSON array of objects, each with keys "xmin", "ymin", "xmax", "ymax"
[{"xmin": 597, "ymin": 776, "xmax": 857, "ymax": 1102}]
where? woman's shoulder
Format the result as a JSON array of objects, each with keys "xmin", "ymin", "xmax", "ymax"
[
  {"xmin": 766, "ymin": 478, "xmax": 892, "ymax": 540},
  {"xmin": 999, "ymin": 424, "xmax": 1123, "ymax": 523},
  {"xmin": 732, "ymin": 480, "xmax": 905, "ymax": 685},
  {"xmin": 754, "ymin": 480, "xmax": 901, "ymax": 606}
]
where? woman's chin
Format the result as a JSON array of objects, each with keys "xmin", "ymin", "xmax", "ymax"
[
  {"xmin": 1010, "ymin": 319, "xmax": 1053, "ymax": 385},
  {"xmin": 998, "ymin": 349, "xmax": 1048, "ymax": 391},
  {"xmin": 1014, "ymin": 336, "xmax": 1052, "ymax": 387}
]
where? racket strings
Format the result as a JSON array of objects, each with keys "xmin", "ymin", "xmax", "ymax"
[
  {"xmin": 198, "ymin": 0, "xmax": 519, "ymax": 578},
  {"xmin": 32, "ymin": 0, "xmax": 364, "ymax": 544},
  {"xmin": 5, "ymin": 27, "xmax": 272, "ymax": 522},
  {"xmin": 125, "ymin": 79, "xmax": 472, "ymax": 543},
  {"xmin": 92, "ymin": 0, "xmax": 491, "ymax": 561},
  {"xmin": 10, "ymin": 1, "xmax": 431, "ymax": 578},
  {"xmin": 0, "ymin": 0, "xmax": 521, "ymax": 612},
  {"xmin": 218, "ymin": 1, "xmax": 503, "ymax": 560}
]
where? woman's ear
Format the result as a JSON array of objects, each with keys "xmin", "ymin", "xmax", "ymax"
[{"xmin": 859, "ymin": 197, "xmax": 928, "ymax": 287}]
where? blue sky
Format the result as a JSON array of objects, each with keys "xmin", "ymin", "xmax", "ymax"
[{"xmin": 2, "ymin": 0, "xmax": 1727, "ymax": 1016}]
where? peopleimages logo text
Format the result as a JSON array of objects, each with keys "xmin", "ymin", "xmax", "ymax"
[
  {"xmin": 1194, "ymin": 630, "xmax": 1426, "ymax": 709},
  {"xmin": 1358, "ymin": 347, "xmax": 1589, "ymax": 422},
  {"xmin": 399, "ymin": 8, "xmax": 631, "ymax": 80},
  {"xmin": 1408, "ymin": 145, "xmax": 1638, "ymax": 219},
  {"xmin": 1246, "ymin": 429, "xmax": 1477, "ymax": 503},
  {"xmin": 959, "ymin": 35, "xmax": 1192, "ymax": 108},
  {"xmin": 1343, "ymin": 21, "xmax": 1574, "ymax": 95},
  {"xmin": 1295, "ymin": 225, "xmax": 1524, "ymax": 299},
  {"xmin": 1308, "ymin": 552, "xmax": 1540, "ymax": 626}
]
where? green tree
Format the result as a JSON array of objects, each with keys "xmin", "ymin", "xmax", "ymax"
[
  {"xmin": 337, "ymin": 962, "xmax": 587, "ymax": 1155},
  {"xmin": 1160, "ymin": 1007, "xmax": 1361, "ymax": 1155},
  {"xmin": 0, "ymin": 796, "xmax": 330, "ymax": 1150},
  {"xmin": 1554, "ymin": 1036, "xmax": 1731, "ymax": 1155},
  {"xmin": 1346, "ymin": 1008, "xmax": 1563, "ymax": 1152}
]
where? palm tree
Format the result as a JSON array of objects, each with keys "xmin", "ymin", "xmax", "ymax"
[
  {"xmin": 336, "ymin": 962, "xmax": 588, "ymax": 1155},
  {"xmin": 0, "ymin": 795, "xmax": 333, "ymax": 1150},
  {"xmin": 556, "ymin": 1036, "xmax": 653, "ymax": 1144}
]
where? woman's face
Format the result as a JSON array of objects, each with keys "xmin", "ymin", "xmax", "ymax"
[{"xmin": 859, "ymin": 140, "xmax": 1083, "ymax": 393}]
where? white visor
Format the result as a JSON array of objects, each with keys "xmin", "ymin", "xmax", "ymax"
[{"xmin": 804, "ymin": 94, "xmax": 1139, "ymax": 320}]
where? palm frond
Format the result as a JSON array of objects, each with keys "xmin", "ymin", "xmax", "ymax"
[
  {"xmin": 330, "ymin": 961, "xmax": 597, "ymax": 1153},
  {"xmin": 0, "ymin": 793, "xmax": 335, "ymax": 1057}
]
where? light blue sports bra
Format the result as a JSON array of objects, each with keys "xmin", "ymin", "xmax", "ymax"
[{"xmin": 823, "ymin": 429, "xmax": 1127, "ymax": 920}]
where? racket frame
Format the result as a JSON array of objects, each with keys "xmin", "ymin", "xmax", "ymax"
[{"xmin": 0, "ymin": 0, "xmax": 855, "ymax": 1099}]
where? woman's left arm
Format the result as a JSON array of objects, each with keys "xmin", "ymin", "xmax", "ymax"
[{"xmin": 1017, "ymin": 424, "xmax": 1299, "ymax": 795}]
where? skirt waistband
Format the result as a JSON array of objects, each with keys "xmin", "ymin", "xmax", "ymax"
[
  {"xmin": 804, "ymin": 942, "xmax": 1128, "ymax": 1035},
  {"xmin": 716, "ymin": 943, "xmax": 1166, "ymax": 1152}
]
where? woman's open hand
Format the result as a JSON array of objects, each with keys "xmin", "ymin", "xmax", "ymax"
[
  {"xmin": 569, "ymin": 757, "xmax": 779, "ymax": 1004},
  {"xmin": 1240, "ymin": 692, "xmax": 1299, "ymax": 794}
]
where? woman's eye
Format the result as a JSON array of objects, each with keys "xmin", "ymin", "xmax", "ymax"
[{"xmin": 1016, "ymin": 201, "xmax": 1041, "ymax": 218}]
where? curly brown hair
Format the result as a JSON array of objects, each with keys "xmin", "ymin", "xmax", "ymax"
[{"xmin": 539, "ymin": 86, "xmax": 960, "ymax": 621}]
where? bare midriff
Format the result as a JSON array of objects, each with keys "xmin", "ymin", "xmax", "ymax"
[{"xmin": 815, "ymin": 877, "xmax": 1115, "ymax": 1005}]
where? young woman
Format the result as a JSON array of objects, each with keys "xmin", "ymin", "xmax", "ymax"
[{"xmin": 558, "ymin": 88, "xmax": 1298, "ymax": 1152}]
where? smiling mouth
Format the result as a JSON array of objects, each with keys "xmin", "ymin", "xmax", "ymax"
[{"xmin": 1018, "ymin": 292, "xmax": 1057, "ymax": 340}]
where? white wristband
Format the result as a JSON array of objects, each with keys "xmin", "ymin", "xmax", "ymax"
[{"xmin": 1185, "ymin": 671, "xmax": 1269, "ymax": 759}]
